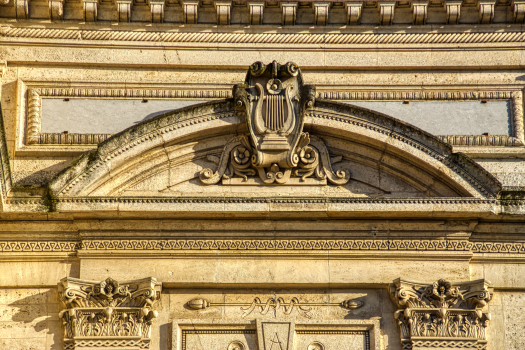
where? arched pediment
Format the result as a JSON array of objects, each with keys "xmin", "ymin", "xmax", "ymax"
[{"xmin": 49, "ymin": 63, "xmax": 501, "ymax": 213}]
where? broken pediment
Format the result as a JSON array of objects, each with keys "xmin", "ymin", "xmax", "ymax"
[{"xmin": 48, "ymin": 62, "xmax": 502, "ymax": 211}]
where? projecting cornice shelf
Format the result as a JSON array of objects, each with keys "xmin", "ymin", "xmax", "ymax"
[{"xmin": 1, "ymin": 0, "xmax": 524, "ymax": 25}]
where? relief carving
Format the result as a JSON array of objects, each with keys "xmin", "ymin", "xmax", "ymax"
[
  {"xmin": 58, "ymin": 277, "xmax": 161, "ymax": 350},
  {"xmin": 389, "ymin": 278, "xmax": 492, "ymax": 350},
  {"xmin": 175, "ymin": 319, "xmax": 375, "ymax": 350},
  {"xmin": 199, "ymin": 61, "xmax": 351, "ymax": 186},
  {"xmin": 186, "ymin": 296, "xmax": 364, "ymax": 319}
]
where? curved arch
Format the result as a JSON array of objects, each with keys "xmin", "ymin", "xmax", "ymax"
[{"xmin": 48, "ymin": 98, "xmax": 501, "ymax": 203}]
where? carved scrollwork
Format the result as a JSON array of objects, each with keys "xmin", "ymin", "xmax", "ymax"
[
  {"xmin": 58, "ymin": 277, "xmax": 161, "ymax": 350},
  {"xmin": 199, "ymin": 61, "xmax": 350, "ymax": 186},
  {"xmin": 389, "ymin": 278, "xmax": 492, "ymax": 350},
  {"xmin": 186, "ymin": 296, "xmax": 364, "ymax": 319}
]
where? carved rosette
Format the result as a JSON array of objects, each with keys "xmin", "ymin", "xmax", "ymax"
[
  {"xmin": 389, "ymin": 278, "xmax": 492, "ymax": 350},
  {"xmin": 199, "ymin": 61, "xmax": 351, "ymax": 186},
  {"xmin": 58, "ymin": 277, "xmax": 161, "ymax": 350}
]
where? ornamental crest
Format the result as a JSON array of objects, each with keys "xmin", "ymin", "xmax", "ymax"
[{"xmin": 199, "ymin": 61, "xmax": 350, "ymax": 185}]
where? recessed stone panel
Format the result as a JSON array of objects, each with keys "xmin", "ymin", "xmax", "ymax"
[
  {"xmin": 347, "ymin": 100, "xmax": 511, "ymax": 136},
  {"xmin": 41, "ymin": 99, "xmax": 205, "ymax": 134}
]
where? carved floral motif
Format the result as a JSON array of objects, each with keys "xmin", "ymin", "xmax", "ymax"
[
  {"xmin": 199, "ymin": 61, "xmax": 351, "ymax": 186},
  {"xmin": 390, "ymin": 278, "xmax": 492, "ymax": 350},
  {"xmin": 58, "ymin": 277, "xmax": 161, "ymax": 349}
]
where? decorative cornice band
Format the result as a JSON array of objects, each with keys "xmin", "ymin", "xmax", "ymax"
[
  {"xmin": 35, "ymin": 87, "xmax": 233, "ymax": 99},
  {"xmin": 3, "ymin": 239, "xmax": 525, "ymax": 254},
  {"xmin": 318, "ymin": 90, "xmax": 515, "ymax": 101},
  {"xmin": 82, "ymin": 239, "xmax": 474, "ymax": 251},
  {"xmin": 2, "ymin": 27, "xmax": 524, "ymax": 45},
  {"xmin": 0, "ymin": 241, "xmax": 80, "ymax": 252},
  {"xmin": 437, "ymin": 135, "xmax": 523, "ymax": 147},
  {"xmin": 55, "ymin": 196, "xmax": 498, "ymax": 205}
]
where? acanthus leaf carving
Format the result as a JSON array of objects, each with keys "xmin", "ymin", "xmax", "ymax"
[
  {"xmin": 199, "ymin": 61, "xmax": 351, "ymax": 186},
  {"xmin": 389, "ymin": 278, "xmax": 492, "ymax": 350},
  {"xmin": 58, "ymin": 277, "xmax": 161, "ymax": 350}
]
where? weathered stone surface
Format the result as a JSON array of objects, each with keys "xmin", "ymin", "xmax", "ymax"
[{"xmin": 1, "ymin": 13, "xmax": 525, "ymax": 350}]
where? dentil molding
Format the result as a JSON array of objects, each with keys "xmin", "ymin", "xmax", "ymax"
[{"xmin": 1, "ymin": 1, "xmax": 525, "ymax": 25}]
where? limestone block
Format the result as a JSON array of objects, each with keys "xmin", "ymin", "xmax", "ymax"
[
  {"xmin": 470, "ymin": 261, "xmax": 525, "ymax": 289},
  {"xmin": 0, "ymin": 288, "xmax": 48, "ymax": 305},
  {"xmin": 0, "ymin": 261, "xmax": 79, "ymax": 287},
  {"xmin": 502, "ymin": 292, "xmax": 525, "ymax": 349},
  {"xmin": 0, "ymin": 338, "xmax": 46, "ymax": 350}
]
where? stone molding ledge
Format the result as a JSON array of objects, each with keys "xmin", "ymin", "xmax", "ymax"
[
  {"xmin": 1, "ymin": 0, "xmax": 524, "ymax": 26},
  {"xmin": 389, "ymin": 278, "xmax": 493, "ymax": 350},
  {"xmin": 22, "ymin": 86, "xmax": 524, "ymax": 147},
  {"xmin": 5, "ymin": 239, "xmax": 525, "ymax": 256},
  {"xmin": 58, "ymin": 276, "xmax": 162, "ymax": 350},
  {"xmin": 1, "ymin": 25, "xmax": 524, "ymax": 45}
]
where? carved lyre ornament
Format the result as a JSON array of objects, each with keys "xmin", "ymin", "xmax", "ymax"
[
  {"xmin": 389, "ymin": 278, "xmax": 493, "ymax": 350},
  {"xmin": 58, "ymin": 277, "xmax": 161, "ymax": 350},
  {"xmin": 199, "ymin": 61, "xmax": 351, "ymax": 185}
]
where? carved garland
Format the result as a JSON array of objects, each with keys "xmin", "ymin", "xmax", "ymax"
[
  {"xmin": 25, "ymin": 86, "xmax": 524, "ymax": 147},
  {"xmin": 389, "ymin": 278, "xmax": 493, "ymax": 350},
  {"xmin": 58, "ymin": 277, "xmax": 161, "ymax": 350}
]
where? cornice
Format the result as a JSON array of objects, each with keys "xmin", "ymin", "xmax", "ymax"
[{"xmin": 1, "ymin": 0, "xmax": 524, "ymax": 27}]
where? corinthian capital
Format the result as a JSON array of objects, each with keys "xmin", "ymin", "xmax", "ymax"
[
  {"xmin": 389, "ymin": 278, "xmax": 493, "ymax": 350},
  {"xmin": 58, "ymin": 277, "xmax": 161, "ymax": 350}
]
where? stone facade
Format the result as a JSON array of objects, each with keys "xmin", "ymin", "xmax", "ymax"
[{"xmin": 1, "ymin": 2, "xmax": 525, "ymax": 349}]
